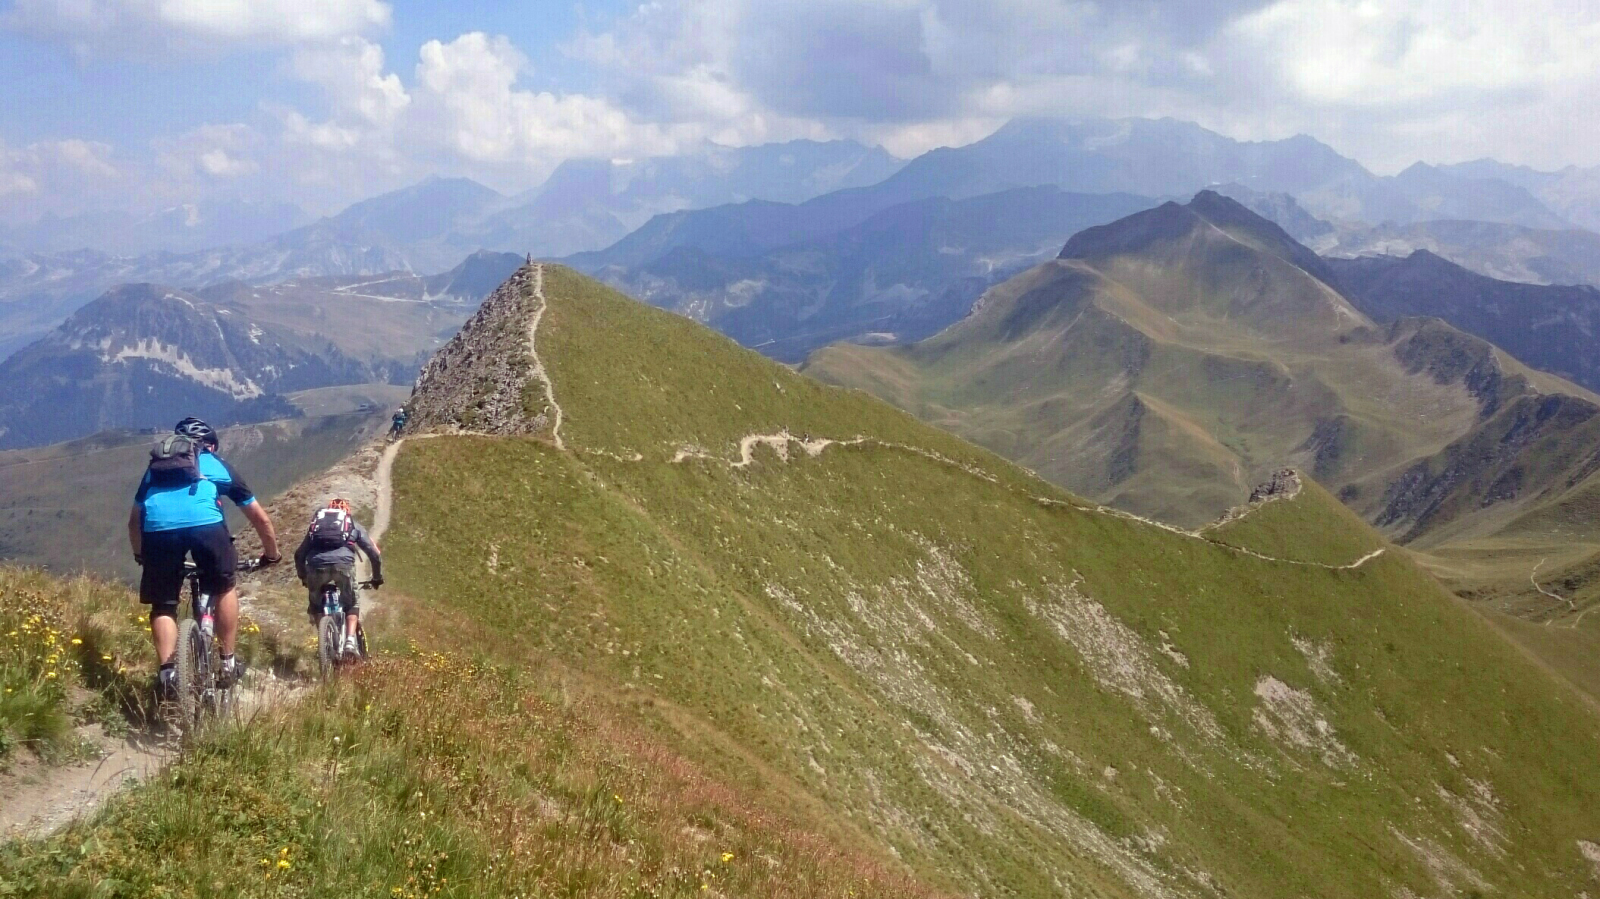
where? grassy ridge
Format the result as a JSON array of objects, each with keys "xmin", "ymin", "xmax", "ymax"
[{"xmin": 370, "ymin": 268, "xmax": 1600, "ymax": 897}]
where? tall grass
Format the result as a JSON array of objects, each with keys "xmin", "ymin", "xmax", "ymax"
[
  {"xmin": 1, "ymin": 652, "xmax": 945, "ymax": 899},
  {"xmin": 0, "ymin": 566, "xmax": 300, "ymax": 763}
]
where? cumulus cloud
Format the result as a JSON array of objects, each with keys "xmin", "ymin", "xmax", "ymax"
[
  {"xmin": 409, "ymin": 32, "xmax": 688, "ymax": 165},
  {"xmin": 0, "ymin": 138, "xmax": 121, "ymax": 218},
  {"xmin": 2, "ymin": 0, "xmax": 391, "ymax": 55},
  {"xmin": 156, "ymin": 124, "xmax": 259, "ymax": 179}
]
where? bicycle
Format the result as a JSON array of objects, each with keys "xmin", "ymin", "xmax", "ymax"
[
  {"xmin": 315, "ymin": 578, "xmax": 373, "ymax": 679},
  {"xmin": 170, "ymin": 557, "xmax": 260, "ymax": 733}
]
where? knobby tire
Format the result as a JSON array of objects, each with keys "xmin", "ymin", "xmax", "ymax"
[
  {"xmin": 175, "ymin": 619, "xmax": 204, "ymax": 732},
  {"xmin": 318, "ymin": 615, "xmax": 342, "ymax": 680}
]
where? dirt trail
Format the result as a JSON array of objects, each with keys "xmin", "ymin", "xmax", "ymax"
[
  {"xmin": 0, "ymin": 733, "xmax": 168, "ymax": 838},
  {"xmin": 663, "ymin": 430, "xmax": 1385, "ymax": 570},
  {"xmin": 0, "ymin": 673, "xmax": 302, "ymax": 839},
  {"xmin": 525, "ymin": 264, "xmax": 565, "ymax": 451},
  {"xmin": 372, "ymin": 437, "xmax": 406, "ymax": 545}
]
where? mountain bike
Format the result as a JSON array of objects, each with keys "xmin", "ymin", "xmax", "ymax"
[
  {"xmin": 170, "ymin": 558, "xmax": 260, "ymax": 733},
  {"xmin": 315, "ymin": 579, "xmax": 372, "ymax": 679}
]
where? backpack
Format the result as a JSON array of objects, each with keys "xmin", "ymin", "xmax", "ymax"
[
  {"xmin": 147, "ymin": 434, "xmax": 202, "ymax": 485},
  {"xmin": 307, "ymin": 508, "xmax": 355, "ymax": 551}
]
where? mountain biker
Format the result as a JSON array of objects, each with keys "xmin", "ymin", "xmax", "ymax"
[
  {"xmin": 294, "ymin": 497, "xmax": 383, "ymax": 659},
  {"xmin": 390, "ymin": 407, "xmax": 407, "ymax": 438},
  {"xmin": 128, "ymin": 417, "xmax": 280, "ymax": 699}
]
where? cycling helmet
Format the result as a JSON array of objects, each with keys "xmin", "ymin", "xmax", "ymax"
[
  {"xmin": 328, "ymin": 498, "xmax": 352, "ymax": 512},
  {"xmin": 174, "ymin": 417, "xmax": 218, "ymax": 449}
]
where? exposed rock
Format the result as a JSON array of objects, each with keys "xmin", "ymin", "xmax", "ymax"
[
  {"xmin": 405, "ymin": 264, "xmax": 552, "ymax": 437},
  {"xmin": 1249, "ymin": 469, "xmax": 1302, "ymax": 504}
]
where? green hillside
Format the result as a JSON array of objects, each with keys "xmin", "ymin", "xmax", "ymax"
[{"xmin": 9, "ymin": 264, "xmax": 1600, "ymax": 897}]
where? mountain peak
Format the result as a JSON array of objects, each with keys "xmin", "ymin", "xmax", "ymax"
[{"xmin": 1058, "ymin": 190, "xmax": 1330, "ymax": 282}]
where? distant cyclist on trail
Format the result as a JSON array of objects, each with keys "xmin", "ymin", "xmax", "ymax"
[
  {"xmin": 294, "ymin": 498, "xmax": 383, "ymax": 660},
  {"xmin": 390, "ymin": 407, "xmax": 407, "ymax": 439},
  {"xmin": 128, "ymin": 417, "xmax": 281, "ymax": 699}
]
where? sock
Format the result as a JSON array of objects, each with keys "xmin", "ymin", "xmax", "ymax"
[
  {"xmin": 160, "ymin": 661, "xmax": 175, "ymax": 672},
  {"xmin": 221, "ymin": 653, "xmax": 235, "ymax": 665}
]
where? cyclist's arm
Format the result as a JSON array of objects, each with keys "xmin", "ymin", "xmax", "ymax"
[
  {"xmin": 129, "ymin": 473, "xmax": 149, "ymax": 560},
  {"xmin": 293, "ymin": 533, "xmax": 311, "ymax": 581},
  {"xmin": 127, "ymin": 506, "xmax": 142, "ymax": 560},
  {"xmin": 241, "ymin": 501, "xmax": 280, "ymax": 560},
  {"xmin": 352, "ymin": 524, "xmax": 382, "ymax": 582}
]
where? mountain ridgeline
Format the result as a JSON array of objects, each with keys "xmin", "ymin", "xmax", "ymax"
[{"xmin": 807, "ymin": 191, "xmax": 1600, "ymax": 543}]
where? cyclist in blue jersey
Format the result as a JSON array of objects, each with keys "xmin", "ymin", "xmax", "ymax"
[{"xmin": 128, "ymin": 417, "xmax": 281, "ymax": 698}]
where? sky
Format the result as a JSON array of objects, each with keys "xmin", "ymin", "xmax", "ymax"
[{"xmin": 2, "ymin": 0, "xmax": 1598, "ymax": 222}]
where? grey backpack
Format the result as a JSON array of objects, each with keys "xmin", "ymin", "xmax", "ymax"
[{"xmin": 147, "ymin": 434, "xmax": 202, "ymax": 485}]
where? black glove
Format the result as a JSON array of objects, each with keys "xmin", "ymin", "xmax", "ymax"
[
  {"xmin": 133, "ymin": 554, "xmax": 144, "ymax": 566},
  {"xmin": 258, "ymin": 554, "xmax": 282, "ymax": 567},
  {"xmin": 369, "ymin": 576, "xmax": 384, "ymax": 589}
]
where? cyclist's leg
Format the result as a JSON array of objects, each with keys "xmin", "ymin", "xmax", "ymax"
[
  {"xmin": 189, "ymin": 523, "xmax": 240, "ymax": 655},
  {"xmin": 138, "ymin": 530, "xmax": 186, "ymax": 665},
  {"xmin": 306, "ymin": 566, "xmax": 338, "ymax": 622},
  {"xmin": 335, "ymin": 566, "xmax": 359, "ymax": 637}
]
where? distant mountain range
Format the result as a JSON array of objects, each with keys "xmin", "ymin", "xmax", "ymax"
[
  {"xmin": 575, "ymin": 187, "xmax": 1155, "ymax": 361},
  {"xmin": 1324, "ymin": 219, "xmax": 1600, "ymax": 288},
  {"xmin": 1330, "ymin": 250, "xmax": 1600, "ymax": 392},
  {"xmin": 0, "ymin": 251, "xmax": 522, "ymax": 449},
  {"xmin": 0, "ymin": 139, "xmax": 901, "ymax": 354},
  {"xmin": 807, "ymin": 192, "xmax": 1600, "ymax": 546}
]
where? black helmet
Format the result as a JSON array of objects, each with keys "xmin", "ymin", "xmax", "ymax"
[{"xmin": 174, "ymin": 417, "xmax": 218, "ymax": 449}]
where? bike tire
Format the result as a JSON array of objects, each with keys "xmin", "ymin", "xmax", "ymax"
[
  {"xmin": 355, "ymin": 623, "xmax": 369, "ymax": 660},
  {"xmin": 317, "ymin": 615, "xmax": 342, "ymax": 679},
  {"xmin": 175, "ymin": 619, "xmax": 205, "ymax": 730}
]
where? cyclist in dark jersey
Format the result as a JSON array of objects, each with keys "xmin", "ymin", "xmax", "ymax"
[{"xmin": 128, "ymin": 417, "xmax": 281, "ymax": 697}]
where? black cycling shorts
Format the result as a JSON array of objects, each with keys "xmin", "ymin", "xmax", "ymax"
[{"xmin": 139, "ymin": 523, "xmax": 237, "ymax": 614}]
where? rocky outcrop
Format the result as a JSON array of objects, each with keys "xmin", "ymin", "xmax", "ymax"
[
  {"xmin": 1249, "ymin": 469, "xmax": 1302, "ymax": 504},
  {"xmin": 405, "ymin": 264, "xmax": 552, "ymax": 437}
]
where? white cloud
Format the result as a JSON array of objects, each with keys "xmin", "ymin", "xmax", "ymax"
[
  {"xmin": 410, "ymin": 32, "xmax": 688, "ymax": 165},
  {"xmin": 1230, "ymin": 0, "xmax": 1600, "ymax": 105},
  {"xmin": 0, "ymin": 138, "xmax": 120, "ymax": 218},
  {"xmin": 2, "ymin": 0, "xmax": 391, "ymax": 54},
  {"xmin": 156, "ymin": 124, "xmax": 259, "ymax": 179},
  {"xmin": 289, "ymin": 37, "xmax": 409, "ymax": 128}
]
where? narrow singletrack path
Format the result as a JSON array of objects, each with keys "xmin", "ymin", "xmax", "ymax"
[{"xmin": 525, "ymin": 264, "xmax": 566, "ymax": 451}]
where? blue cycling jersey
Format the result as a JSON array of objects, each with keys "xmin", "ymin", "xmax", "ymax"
[{"xmin": 134, "ymin": 451, "xmax": 257, "ymax": 533}]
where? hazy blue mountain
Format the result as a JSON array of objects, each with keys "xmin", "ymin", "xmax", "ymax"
[
  {"xmin": 577, "ymin": 186, "xmax": 1155, "ymax": 361},
  {"xmin": 1324, "ymin": 219, "xmax": 1600, "ymax": 287},
  {"xmin": 1210, "ymin": 183, "xmax": 1335, "ymax": 244},
  {"xmin": 1329, "ymin": 249, "xmax": 1600, "ymax": 391},
  {"xmin": 1439, "ymin": 159, "xmax": 1600, "ymax": 232},
  {"xmin": 0, "ymin": 250, "xmax": 525, "ymax": 448},
  {"xmin": 467, "ymin": 139, "xmax": 903, "ymax": 258},
  {"xmin": 1389, "ymin": 163, "xmax": 1570, "ymax": 229}
]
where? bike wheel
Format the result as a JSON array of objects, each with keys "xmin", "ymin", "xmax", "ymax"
[
  {"xmin": 355, "ymin": 623, "xmax": 369, "ymax": 660},
  {"xmin": 175, "ymin": 619, "xmax": 205, "ymax": 730},
  {"xmin": 317, "ymin": 615, "xmax": 342, "ymax": 679}
]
